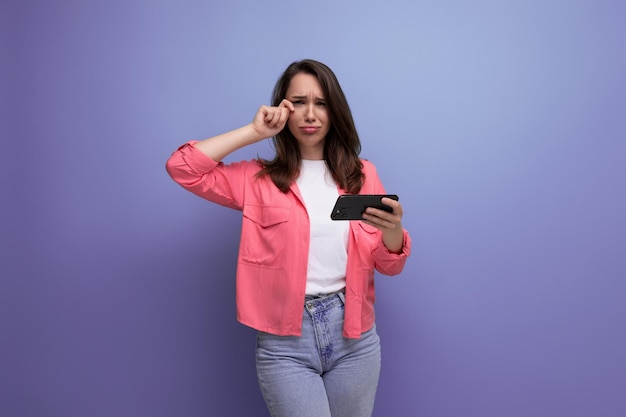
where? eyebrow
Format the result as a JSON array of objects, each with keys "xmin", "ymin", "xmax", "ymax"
[{"xmin": 289, "ymin": 95, "xmax": 326, "ymax": 101}]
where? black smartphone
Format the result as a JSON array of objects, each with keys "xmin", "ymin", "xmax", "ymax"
[{"xmin": 330, "ymin": 194, "xmax": 399, "ymax": 220}]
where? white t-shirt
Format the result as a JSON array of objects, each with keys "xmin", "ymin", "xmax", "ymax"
[{"xmin": 296, "ymin": 160, "xmax": 349, "ymax": 295}]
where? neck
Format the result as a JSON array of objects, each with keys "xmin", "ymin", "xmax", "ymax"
[{"xmin": 299, "ymin": 145, "xmax": 324, "ymax": 160}]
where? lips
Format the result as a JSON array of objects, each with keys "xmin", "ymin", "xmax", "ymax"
[{"xmin": 301, "ymin": 126, "xmax": 320, "ymax": 134}]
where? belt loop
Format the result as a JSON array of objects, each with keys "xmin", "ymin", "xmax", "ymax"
[{"xmin": 337, "ymin": 290, "xmax": 345, "ymax": 305}]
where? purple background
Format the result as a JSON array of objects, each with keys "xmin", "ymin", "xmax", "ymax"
[{"xmin": 3, "ymin": 1, "xmax": 625, "ymax": 416}]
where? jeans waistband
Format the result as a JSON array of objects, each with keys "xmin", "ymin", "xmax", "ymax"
[{"xmin": 304, "ymin": 289, "xmax": 345, "ymax": 311}]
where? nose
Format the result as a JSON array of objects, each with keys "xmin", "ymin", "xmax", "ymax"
[{"xmin": 305, "ymin": 103, "xmax": 316, "ymax": 121}]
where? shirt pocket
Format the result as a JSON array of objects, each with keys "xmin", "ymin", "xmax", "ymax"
[
  {"xmin": 241, "ymin": 205, "xmax": 291, "ymax": 267},
  {"xmin": 354, "ymin": 222, "xmax": 380, "ymax": 270}
]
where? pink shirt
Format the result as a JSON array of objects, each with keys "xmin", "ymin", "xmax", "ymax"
[{"xmin": 166, "ymin": 142, "xmax": 411, "ymax": 338}]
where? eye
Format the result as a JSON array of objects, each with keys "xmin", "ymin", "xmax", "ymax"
[
  {"xmin": 292, "ymin": 100, "xmax": 305, "ymax": 105},
  {"xmin": 316, "ymin": 101, "xmax": 326, "ymax": 106}
]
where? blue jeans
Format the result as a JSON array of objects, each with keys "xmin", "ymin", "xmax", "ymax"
[{"xmin": 256, "ymin": 292, "xmax": 381, "ymax": 417}]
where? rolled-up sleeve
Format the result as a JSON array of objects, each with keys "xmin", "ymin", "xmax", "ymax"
[
  {"xmin": 165, "ymin": 141, "xmax": 253, "ymax": 210},
  {"xmin": 372, "ymin": 228, "xmax": 412, "ymax": 276}
]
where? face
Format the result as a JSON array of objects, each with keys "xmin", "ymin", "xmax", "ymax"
[{"xmin": 285, "ymin": 72, "xmax": 331, "ymax": 160}]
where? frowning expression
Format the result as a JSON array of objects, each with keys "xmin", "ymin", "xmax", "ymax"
[{"xmin": 285, "ymin": 72, "xmax": 331, "ymax": 160}]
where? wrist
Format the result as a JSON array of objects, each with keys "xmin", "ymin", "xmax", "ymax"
[
  {"xmin": 382, "ymin": 227, "xmax": 404, "ymax": 254},
  {"xmin": 240, "ymin": 124, "xmax": 266, "ymax": 144}
]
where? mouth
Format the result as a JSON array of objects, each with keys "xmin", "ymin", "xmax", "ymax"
[{"xmin": 300, "ymin": 126, "xmax": 320, "ymax": 134}]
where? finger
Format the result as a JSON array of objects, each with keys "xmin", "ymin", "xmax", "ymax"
[
  {"xmin": 276, "ymin": 107, "xmax": 290, "ymax": 127},
  {"xmin": 280, "ymin": 99, "xmax": 295, "ymax": 112},
  {"xmin": 381, "ymin": 198, "xmax": 403, "ymax": 216},
  {"xmin": 261, "ymin": 106, "xmax": 274, "ymax": 122},
  {"xmin": 266, "ymin": 110, "xmax": 279, "ymax": 126},
  {"xmin": 381, "ymin": 197, "xmax": 400, "ymax": 209},
  {"xmin": 361, "ymin": 215, "xmax": 394, "ymax": 232},
  {"xmin": 364, "ymin": 207, "xmax": 402, "ymax": 228},
  {"xmin": 272, "ymin": 109, "xmax": 287, "ymax": 128},
  {"xmin": 365, "ymin": 206, "xmax": 395, "ymax": 218}
]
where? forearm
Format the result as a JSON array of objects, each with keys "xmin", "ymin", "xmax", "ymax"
[
  {"xmin": 192, "ymin": 100, "xmax": 294, "ymax": 161},
  {"xmin": 382, "ymin": 224, "xmax": 404, "ymax": 254},
  {"xmin": 193, "ymin": 124, "xmax": 263, "ymax": 162}
]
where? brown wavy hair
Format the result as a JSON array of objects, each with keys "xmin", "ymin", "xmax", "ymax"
[{"xmin": 257, "ymin": 59, "xmax": 364, "ymax": 193}]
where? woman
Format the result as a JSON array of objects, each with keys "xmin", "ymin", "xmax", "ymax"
[{"xmin": 166, "ymin": 59, "xmax": 411, "ymax": 417}]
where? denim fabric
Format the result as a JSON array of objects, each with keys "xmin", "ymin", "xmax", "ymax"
[{"xmin": 256, "ymin": 292, "xmax": 381, "ymax": 417}]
